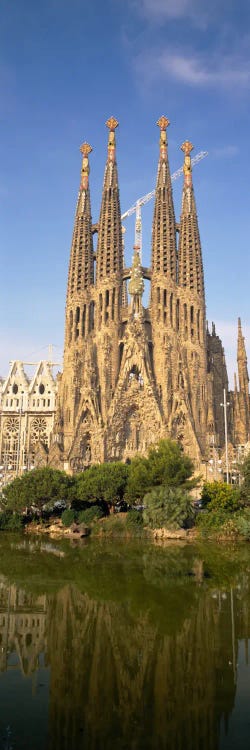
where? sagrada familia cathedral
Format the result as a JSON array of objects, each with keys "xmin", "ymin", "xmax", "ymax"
[
  {"xmin": 0, "ymin": 116, "xmax": 249, "ymax": 481},
  {"xmin": 48, "ymin": 116, "xmax": 249, "ymax": 476}
]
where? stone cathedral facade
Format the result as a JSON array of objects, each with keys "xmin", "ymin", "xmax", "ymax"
[{"xmin": 48, "ymin": 116, "xmax": 249, "ymax": 476}]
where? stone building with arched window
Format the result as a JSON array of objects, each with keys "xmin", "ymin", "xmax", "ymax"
[{"xmin": 0, "ymin": 360, "xmax": 58, "ymax": 486}]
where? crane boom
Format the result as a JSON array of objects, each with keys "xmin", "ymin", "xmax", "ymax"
[{"xmin": 121, "ymin": 151, "xmax": 208, "ymax": 221}]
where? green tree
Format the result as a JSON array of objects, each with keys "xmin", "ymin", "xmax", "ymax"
[
  {"xmin": 2, "ymin": 467, "xmax": 73, "ymax": 513},
  {"xmin": 143, "ymin": 486, "xmax": 195, "ymax": 530},
  {"xmin": 126, "ymin": 439, "xmax": 195, "ymax": 503},
  {"xmin": 201, "ymin": 481, "xmax": 241, "ymax": 513},
  {"xmin": 74, "ymin": 462, "xmax": 129, "ymax": 509},
  {"xmin": 240, "ymin": 453, "xmax": 250, "ymax": 503}
]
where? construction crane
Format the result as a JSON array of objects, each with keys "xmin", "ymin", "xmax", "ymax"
[{"xmin": 121, "ymin": 151, "xmax": 208, "ymax": 259}]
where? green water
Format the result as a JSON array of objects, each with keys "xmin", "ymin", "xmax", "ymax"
[{"xmin": 0, "ymin": 535, "xmax": 250, "ymax": 749}]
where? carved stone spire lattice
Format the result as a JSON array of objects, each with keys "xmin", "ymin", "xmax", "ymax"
[
  {"xmin": 178, "ymin": 141, "xmax": 204, "ymax": 297},
  {"xmin": 96, "ymin": 117, "xmax": 123, "ymax": 281},
  {"xmin": 151, "ymin": 117, "xmax": 177, "ymax": 280},
  {"xmin": 66, "ymin": 142, "xmax": 94, "ymax": 299}
]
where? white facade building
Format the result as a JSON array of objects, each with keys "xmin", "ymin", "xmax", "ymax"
[{"xmin": 0, "ymin": 361, "xmax": 58, "ymax": 487}]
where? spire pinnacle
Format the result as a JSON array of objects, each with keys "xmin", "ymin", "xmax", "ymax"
[
  {"xmin": 157, "ymin": 116, "xmax": 170, "ymax": 160},
  {"xmin": 79, "ymin": 142, "xmax": 92, "ymax": 190},
  {"xmin": 178, "ymin": 140, "xmax": 204, "ymax": 296},
  {"xmin": 105, "ymin": 117, "xmax": 119, "ymax": 162},
  {"xmin": 96, "ymin": 118, "xmax": 123, "ymax": 281},
  {"xmin": 181, "ymin": 140, "xmax": 194, "ymax": 187}
]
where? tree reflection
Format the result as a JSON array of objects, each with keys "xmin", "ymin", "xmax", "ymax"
[{"xmin": 0, "ymin": 541, "xmax": 250, "ymax": 749}]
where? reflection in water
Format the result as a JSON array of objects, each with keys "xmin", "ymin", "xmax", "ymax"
[{"xmin": 0, "ymin": 540, "xmax": 250, "ymax": 749}]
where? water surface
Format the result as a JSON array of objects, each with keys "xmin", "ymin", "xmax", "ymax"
[{"xmin": 0, "ymin": 535, "xmax": 250, "ymax": 749}]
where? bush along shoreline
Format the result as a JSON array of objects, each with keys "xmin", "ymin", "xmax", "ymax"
[{"xmin": 0, "ymin": 442, "xmax": 249, "ymax": 542}]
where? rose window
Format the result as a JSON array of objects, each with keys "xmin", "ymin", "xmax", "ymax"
[{"xmin": 30, "ymin": 417, "xmax": 48, "ymax": 446}]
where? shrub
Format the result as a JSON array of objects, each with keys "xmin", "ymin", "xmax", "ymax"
[
  {"xmin": 235, "ymin": 509, "xmax": 250, "ymax": 540},
  {"xmin": 240, "ymin": 454, "xmax": 250, "ymax": 504},
  {"xmin": 78, "ymin": 506, "xmax": 104, "ymax": 525},
  {"xmin": 126, "ymin": 439, "xmax": 196, "ymax": 504},
  {"xmin": 196, "ymin": 509, "xmax": 229, "ymax": 534},
  {"xmin": 126, "ymin": 509, "xmax": 143, "ymax": 532},
  {"xmin": 197, "ymin": 507, "xmax": 250, "ymax": 540},
  {"xmin": 201, "ymin": 482, "xmax": 241, "ymax": 513},
  {"xmin": 0, "ymin": 510, "xmax": 23, "ymax": 531},
  {"xmin": 61, "ymin": 509, "xmax": 76, "ymax": 527},
  {"xmin": 143, "ymin": 486, "xmax": 195, "ymax": 530},
  {"xmin": 91, "ymin": 514, "xmax": 126, "ymax": 536}
]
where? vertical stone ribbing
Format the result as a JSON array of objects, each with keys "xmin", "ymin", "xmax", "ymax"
[
  {"xmin": 66, "ymin": 143, "xmax": 94, "ymax": 301},
  {"xmin": 237, "ymin": 318, "xmax": 249, "ymax": 399},
  {"xmin": 151, "ymin": 117, "xmax": 177, "ymax": 281},
  {"xmin": 96, "ymin": 118, "xmax": 123, "ymax": 282},
  {"xmin": 178, "ymin": 141, "xmax": 204, "ymax": 297}
]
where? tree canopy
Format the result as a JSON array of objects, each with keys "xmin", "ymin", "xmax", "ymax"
[
  {"xmin": 2, "ymin": 467, "xmax": 73, "ymax": 512},
  {"xmin": 125, "ymin": 439, "xmax": 195, "ymax": 503},
  {"xmin": 240, "ymin": 453, "xmax": 250, "ymax": 503},
  {"xmin": 73, "ymin": 462, "xmax": 129, "ymax": 508}
]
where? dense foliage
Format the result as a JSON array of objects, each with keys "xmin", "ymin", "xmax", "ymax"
[
  {"xmin": 241, "ymin": 454, "xmax": 250, "ymax": 503},
  {"xmin": 143, "ymin": 486, "xmax": 195, "ymax": 530},
  {"xmin": 61, "ymin": 509, "xmax": 77, "ymax": 527},
  {"xmin": 126, "ymin": 440, "xmax": 195, "ymax": 503},
  {"xmin": 73, "ymin": 462, "xmax": 129, "ymax": 509},
  {"xmin": 197, "ymin": 475, "xmax": 250, "ymax": 538},
  {"xmin": 125, "ymin": 509, "xmax": 144, "ymax": 531},
  {"xmin": 2, "ymin": 467, "xmax": 73, "ymax": 513},
  {"xmin": 78, "ymin": 506, "xmax": 105, "ymax": 524},
  {"xmin": 201, "ymin": 481, "xmax": 241, "ymax": 513},
  {"xmin": 0, "ymin": 510, "xmax": 23, "ymax": 531}
]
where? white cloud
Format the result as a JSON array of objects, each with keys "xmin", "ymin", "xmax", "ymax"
[
  {"xmin": 132, "ymin": 0, "xmax": 235, "ymax": 26},
  {"xmin": 137, "ymin": 0, "xmax": 197, "ymax": 20},
  {"xmin": 135, "ymin": 49, "xmax": 250, "ymax": 89},
  {"xmin": 212, "ymin": 145, "xmax": 239, "ymax": 158}
]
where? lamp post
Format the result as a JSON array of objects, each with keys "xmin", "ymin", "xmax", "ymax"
[{"xmin": 221, "ymin": 388, "xmax": 230, "ymax": 483}]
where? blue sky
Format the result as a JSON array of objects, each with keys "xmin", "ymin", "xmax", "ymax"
[{"xmin": 0, "ymin": 0, "xmax": 249, "ymax": 385}]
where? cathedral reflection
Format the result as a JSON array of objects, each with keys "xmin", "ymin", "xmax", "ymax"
[{"xmin": 0, "ymin": 551, "xmax": 250, "ymax": 750}]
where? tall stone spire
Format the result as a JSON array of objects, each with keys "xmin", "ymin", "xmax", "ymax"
[
  {"xmin": 66, "ymin": 143, "xmax": 94, "ymax": 300},
  {"xmin": 151, "ymin": 117, "xmax": 177, "ymax": 280},
  {"xmin": 96, "ymin": 117, "xmax": 123, "ymax": 282},
  {"xmin": 178, "ymin": 141, "xmax": 204, "ymax": 297},
  {"xmin": 237, "ymin": 318, "xmax": 249, "ymax": 398}
]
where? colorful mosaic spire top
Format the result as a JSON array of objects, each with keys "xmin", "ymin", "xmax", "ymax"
[{"xmin": 79, "ymin": 142, "xmax": 92, "ymax": 190}]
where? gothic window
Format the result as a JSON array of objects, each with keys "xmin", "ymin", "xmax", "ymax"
[
  {"xmin": 170, "ymin": 293, "xmax": 173, "ymax": 326},
  {"xmin": 30, "ymin": 417, "xmax": 48, "ymax": 447},
  {"xmin": 111, "ymin": 288, "xmax": 115, "ymax": 321},
  {"xmin": 88, "ymin": 301, "xmax": 95, "ymax": 333},
  {"xmin": 176, "ymin": 299, "xmax": 180, "ymax": 332},
  {"xmin": 128, "ymin": 365, "xmax": 144, "ymax": 387},
  {"xmin": 99, "ymin": 294, "xmax": 103, "ymax": 326},
  {"xmin": 105, "ymin": 289, "xmax": 109, "ymax": 322},
  {"xmin": 69, "ymin": 310, "xmax": 73, "ymax": 344},
  {"xmin": 39, "ymin": 384, "xmax": 45, "ymax": 395},
  {"xmin": 197, "ymin": 309, "xmax": 200, "ymax": 343},
  {"xmin": 75, "ymin": 306, "xmax": 80, "ymax": 339},
  {"xmin": 12, "ymin": 384, "xmax": 18, "ymax": 394},
  {"xmin": 2, "ymin": 417, "xmax": 19, "ymax": 469},
  {"xmin": 82, "ymin": 305, "xmax": 86, "ymax": 338}
]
